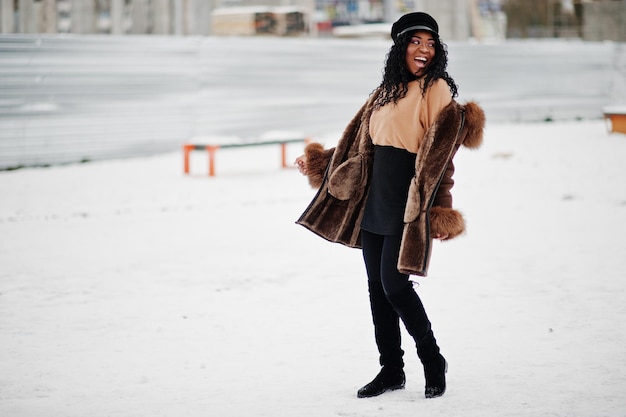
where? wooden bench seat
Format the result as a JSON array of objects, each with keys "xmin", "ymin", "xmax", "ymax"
[{"xmin": 183, "ymin": 138, "xmax": 309, "ymax": 176}]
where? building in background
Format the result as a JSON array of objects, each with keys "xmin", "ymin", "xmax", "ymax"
[
  {"xmin": 0, "ymin": 0, "xmax": 623, "ymax": 41},
  {"xmin": 0, "ymin": 0, "xmax": 310, "ymax": 36},
  {"xmin": 0, "ymin": 0, "xmax": 214, "ymax": 35},
  {"xmin": 211, "ymin": 6, "xmax": 308, "ymax": 36},
  {"xmin": 502, "ymin": 0, "xmax": 626, "ymax": 41},
  {"xmin": 0, "ymin": 0, "xmax": 495, "ymax": 40},
  {"xmin": 582, "ymin": 0, "xmax": 626, "ymax": 41}
]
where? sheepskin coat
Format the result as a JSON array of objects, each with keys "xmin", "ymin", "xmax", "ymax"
[{"xmin": 296, "ymin": 89, "xmax": 485, "ymax": 276}]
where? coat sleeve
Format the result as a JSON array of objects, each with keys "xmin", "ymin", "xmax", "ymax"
[
  {"xmin": 429, "ymin": 160, "xmax": 464, "ymax": 240},
  {"xmin": 432, "ymin": 159, "xmax": 455, "ymax": 209},
  {"xmin": 304, "ymin": 142, "xmax": 335, "ymax": 189},
  {"xmin": 427, "ymin": 101, "xmax": 485, "ymax": 240}
]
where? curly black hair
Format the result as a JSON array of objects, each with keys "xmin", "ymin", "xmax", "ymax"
[{"xmin": 373, "ymin": 31, "xmax": 458, "ymax": 109}]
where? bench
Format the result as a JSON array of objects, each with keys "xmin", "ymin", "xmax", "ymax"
[
  {"xmin": 603, "ymin": 107, "xmax": 626, "ymax": 134},
  {"xmin": 183, "ymin": 138, "xmax": 309, "ymax": 176}
]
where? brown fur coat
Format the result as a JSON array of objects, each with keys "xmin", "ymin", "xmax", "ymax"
[{"xmin": 296, "ymin": 90, "xmax": 485, "ymax": 276}]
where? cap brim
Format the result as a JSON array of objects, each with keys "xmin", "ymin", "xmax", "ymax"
[{"xmin": 396, "ymin": 25, "xmax": 438, "ymax": 38}]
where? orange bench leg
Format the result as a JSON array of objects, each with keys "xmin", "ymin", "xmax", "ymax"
[
  {"xmin": 281, "ymin": 139, "xmax": 310, "ymax": 169},
  {"xmin": 183, "ymin": 144, "xmax": 193, "ymax": 174},
  {"xmin": 607, "ymin": 114, "xmax": 626, "ymax": 134},
  {"xmin": 281, "ymin": 143, "xmax": 288, "ymax": 168},
  {"xmin": 207, "ymin": 146, "xmax": 219, "ymax": 177}
]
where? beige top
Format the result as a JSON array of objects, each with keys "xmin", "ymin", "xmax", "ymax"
[{"xmin": 369, "ymin": 79, "xmax": 452, "ymax": 154}]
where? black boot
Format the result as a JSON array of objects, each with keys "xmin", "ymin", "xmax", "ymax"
[
  {"xmin": 387, "ymin": 285, "xmax": 446, "ymax": 399},
  {"xmin": 424, "ymin": 354, "xmax": 447, "ymax": 398},
  {"xmin": 357, "ymin": 366, "xmax": 406, "ymax": 398},
  {"xmin": 367, "ymin": 280, "xmax": 404, "ymax": 369}
]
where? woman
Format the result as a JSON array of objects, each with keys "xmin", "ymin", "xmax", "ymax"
[{"xmin": 295, "ymin": 12, "xmax": 484, "ymax": 399}]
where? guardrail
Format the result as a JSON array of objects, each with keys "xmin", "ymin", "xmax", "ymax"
[
  {"xmin": 0, "ymin": 34, "xmax": 199, "ymax": 170},
  {"xmin": 1, "ymin": 34, "xmax": 622, "ymax": 170}
]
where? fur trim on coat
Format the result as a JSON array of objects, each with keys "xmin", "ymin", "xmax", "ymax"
[{"xmin": 296, "ymin": 92, "xmax": 485, "ymax": 276}]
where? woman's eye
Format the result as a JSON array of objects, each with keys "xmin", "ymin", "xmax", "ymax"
[{"xmin": 411, "ymin": 39, "xmax": 434, "ymax": 48}]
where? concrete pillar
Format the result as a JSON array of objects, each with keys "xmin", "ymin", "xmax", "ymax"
[
  {"xmin": 71, "ymin": 0, "xmax": 96, "ymax": 33},
  {"xmin": 41, "ymin": 0, "xmax": 57, "ymax": 33},
  {"xmin": 130, "ymin": 0, "xmax": 150, "ymax": 34},
  {"xmin": 18, "ymin": 0, "xmax": 37, "ymax": 33},
  {"xmin": 0, "ymin": 0, "xmax": 15, "ymax": 33},
  {"xmin": 111, "ymin": 0, "xmax": 124, "ymax": 34},
  {"xmin": 172, "ymin": 0, "xmax": 185, "ymax": 35},
  {"xmin": 468, "ymin": 0, "xmax": 482, "ymax": 40},
  {"xmin": 187, "ymin": 0, "xmax": 211, "ymax": 35},
  {"xmin": 420, "ymin": 0, "xmax": 470, "ymax": 40},
  {"xmin": 383, "ymin": 0, "xmax": 395, "ymax": 23},
  {"xmin": 152, "ymin": 0, "xmax": 171, "ymax": 34}
]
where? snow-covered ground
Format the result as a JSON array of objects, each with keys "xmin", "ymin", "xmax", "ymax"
[{"xmin": 2, "ymin": 116, "xmax": 626, "ymax": 416}]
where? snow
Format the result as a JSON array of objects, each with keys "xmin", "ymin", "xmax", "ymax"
[
  {"xmin": 2, "ymin": 35, "xmax": 626, "ymax": 416},
  {"xmin": 2, "ymin": 119, "xmax": 625, "ymax": 416},
  {"xmin": 603, "ymin": 106, "xmax": 626, "ymax": 115}
]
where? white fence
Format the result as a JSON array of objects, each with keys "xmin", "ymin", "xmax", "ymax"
[
  {"xmin": 0, "ymin": 34, "xmax": 623, "ymax": 170},
  {"xmin": 0, "ymin": 34, "xmax": 199, "ymax": 169}
]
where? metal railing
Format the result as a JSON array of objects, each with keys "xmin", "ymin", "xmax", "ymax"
[
  {"xmin": 1, "ymin": 34, "xmax": 622, "ymax": 170},
  {"xmin": 0, "ymin": 34, "xmax": 200, "ymax": 169}
]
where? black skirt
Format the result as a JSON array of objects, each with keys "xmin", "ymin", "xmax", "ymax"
[{"xmin": 361, "ymin": 145, "xmax": 417, "ymax": 236}]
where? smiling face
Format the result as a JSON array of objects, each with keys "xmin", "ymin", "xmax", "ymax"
[{"xmin": 405, "ymin": 30, "xmax": 437, "ymax": 77}]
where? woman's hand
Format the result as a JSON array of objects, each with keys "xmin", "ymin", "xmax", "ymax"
[
  {"xmin": 294, "ymin": 155, "xmax": 308, "ymax": 175},
  {"xmin": 433, "ymin": 233, "xmax": 449, "ymax": 241}
]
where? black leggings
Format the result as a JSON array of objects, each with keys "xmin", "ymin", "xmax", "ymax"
[
  {"xmin": 361, "ymin": 229, "xmax": 440, "ymax": 366},
  {"xmin": 361, "ymin": 229, "xmax": 412, "ymax": 296}
]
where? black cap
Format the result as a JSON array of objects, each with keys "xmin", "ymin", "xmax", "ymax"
[{"xmin": 391, "ymin": 12, "xmax": 439, "ymax": 41}]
